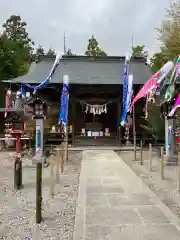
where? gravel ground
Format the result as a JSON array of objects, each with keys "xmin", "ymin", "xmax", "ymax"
[{"xmin": 0, "ymin": 151, "xmax": 82, "ymax": 240}]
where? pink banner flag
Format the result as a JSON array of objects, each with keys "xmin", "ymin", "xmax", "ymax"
[
  {"xmin": 175, "ymin": 62, "xmax": 180, "ymax": 80},
  {"xmin": 169, "ymin": 95, "xmax": 180, "ymax": 117},
  {"xmin": 129, "ymin": 61, "xmax": 173, "ymax": 111},
  {"xmin": 129, "ymin": 78, "xmax": 159, "ymax": 111}
]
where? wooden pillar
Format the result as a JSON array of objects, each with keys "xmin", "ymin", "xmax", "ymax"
[
  {"xmin": 0, "ymin": 82, "xmax": 6, "ymax": 134},
  {"xmin": 116, "ymin": 98, "xmax": 121, "ymax": 143},
  {"xmin": 72, "ymin": 99, "xmax": 76, "ymax": 145}
]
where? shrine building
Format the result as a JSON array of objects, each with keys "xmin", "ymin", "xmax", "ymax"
[{"xmin": 0, "ymin": 55, "xmax": 152, "ymax": 146}]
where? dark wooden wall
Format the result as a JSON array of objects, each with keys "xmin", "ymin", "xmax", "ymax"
[{"xmin": 0, "ymin": 83, "xmax": 147, "ymax": 138}]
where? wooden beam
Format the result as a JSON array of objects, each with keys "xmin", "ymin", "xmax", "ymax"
[
  {"xmin": 72, "ymin": 99, "xmax": 76, "ymax": 145},
  {"xmin": 0, "ymin": 108, "xmax": 24, "ymax": 112}
]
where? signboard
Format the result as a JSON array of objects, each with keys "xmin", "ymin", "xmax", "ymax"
[
  {"xmin": 168, "ymin": 125, "xmax": 172, "ymax": 150},
  {"xmin": 33, "ymin": 119, "xmax": 44, "ymax": 164},
  {"xmin": 36, "ymin": 124, "xmax": 41, "ymax": 155}
]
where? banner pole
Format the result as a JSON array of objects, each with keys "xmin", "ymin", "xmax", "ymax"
[{"xmin": 133, "ymin": 104, "xmax": 136, "ymax": 161}]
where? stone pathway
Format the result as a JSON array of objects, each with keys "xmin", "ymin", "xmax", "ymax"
[{"xmin": 73, "ymin": 150, "xmax": 180, "ymax": 240}]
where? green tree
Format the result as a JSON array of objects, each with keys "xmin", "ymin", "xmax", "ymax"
[
  {"xmin": 0, "ymin": 33, "xmax": 16, "ymax": 79},
  {"xmin": 66, "ymin": 48, "xmax": 75, "ymax": 56},
  {"xmin": 141, "ymin": 103, "xmax": 165, "ymax": 139},
  {"xmin": 0, "ymin": 15, "xmax": 35, "ymax": 80},
  {"xmin": 2, "ymin": 15, "xmax": 34, "ymax": 59},
  {"xmin": 150, "ymin": 52, "xmax": 167, "ymax": 73},
  {"xmin": 132, "ymin": 45, "xmax": 148, "ymax": 59},
  {"xmin": 157, "ymin": 1, "xmax": 180, "ymax": 60},
  {"xmin": 46, "ymin": 47, "xmax": 55, "ymax": 56},
  {"xmin": 140, "ymin": 2, "xmax": 180, "ymax": 140},
  {"xmin": 0, "ymin": 32, "xmax": 29, "ymax": 80},
  {"xmin": 36, "ymin": 45, "xmax": 45, "ymax": 57},
  {"xmin": 85, "ymin": 35, "xmax": 107, "ymax": 56}
]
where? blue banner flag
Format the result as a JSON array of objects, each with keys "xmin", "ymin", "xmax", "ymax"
[
  {"xmin": 19, "ymin": 53, "xmax": 62, "ymax": 96},
  {"xmin": 120, "ymin": 54, "xmax": 131, "ymax": 126},
  {"xmin": 58, "ymin": 75, "xmax": 69, "ymax": 127}
]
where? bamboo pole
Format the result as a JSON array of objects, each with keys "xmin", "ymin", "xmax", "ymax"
[
  {"xmin": 64, "ymin": 125, "xmax": 68, "ymax": 164},
  {"xmin": 50, "ymin": 155, "xmax": 55, "ymax": 197},
  {"xmin": 56, "ymin": 148, "xmax": 60, "ymax": 184},
  {"xmin": 149, "ymin": 143, "xmax": 152, "ymax": 172},
  {"xmin": 178, "ymin": 152, "xmax": 180, "ymax": 194},
  {"xmin": 0, "ymin": 140, "xmax": 2, "ymax": 151},
  {"xmin": 60, "ymin": 143, "xmax": 64, "ymax": 173},
  {"xmin": 140, "ymin": 140, "xmax": 143, "ymax": 165}
]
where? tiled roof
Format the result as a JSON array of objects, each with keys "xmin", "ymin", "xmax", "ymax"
[{"xmin": 4, "ymin": 56, "xmax": 152, "ymax": 85}]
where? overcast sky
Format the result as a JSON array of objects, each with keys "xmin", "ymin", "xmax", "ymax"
[{"xmin": 0, "ymin": 0, "xmax": 171, "ymax": 56}]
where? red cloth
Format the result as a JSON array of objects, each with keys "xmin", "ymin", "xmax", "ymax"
[
  {"xmin": 176, "ymin": 136, "xmax": 180, "ymax": 144},
  {"xmin": 4, "ymin": 90, "xmax": 12, "ymax": 117}
]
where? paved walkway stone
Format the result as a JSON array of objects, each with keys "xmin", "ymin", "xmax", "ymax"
[{"xmin": 73, "ymin": 150, "xmax": 180, "ymax": 240}]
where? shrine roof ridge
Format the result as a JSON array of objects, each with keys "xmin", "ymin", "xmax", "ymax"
[
  {"xmin": 2, "ymin": 55, "xmax": 152, "ymax": 85},
  {"xmin": 37, "ymin": 55, "xmax": 147, "ymax": 63}
]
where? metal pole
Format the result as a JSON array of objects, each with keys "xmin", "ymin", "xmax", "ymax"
[
  {"xmin": 161, "ymin": 146, "xmax": 164, "ymax": 180},
  {"xmin": 133, "ymin": 105, "xmax": 136, "ymax": 160},
  {"xmin": 35, "ymin": 119, "xmax": 43, "ymax": 224},
  {"xmin": 140, "ymin": 139, "xmax": 143, "ymax": 165},
  {"xmin": 14, "ymin": 135, "xmax": 22, "ymax": 189},
  {"xmin": 149, "ymin": 143, "xmax": 152, "ymax": 172}
]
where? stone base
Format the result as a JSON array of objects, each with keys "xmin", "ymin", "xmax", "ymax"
[
  {"xmin": 125, "ymin": 141, "xmax": 133, "ymax": 146},
  {"xmin": 164, "ymin": 154, "xmax": 178, "ymax": 166}
]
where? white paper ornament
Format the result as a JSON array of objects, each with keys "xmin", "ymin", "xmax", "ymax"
[
  {"xmin": 84, "ymin": 103, "xmax": 108, "ymax": 115},
  {"xmin": 104, "ymin": 105, "xmax": 107, "ymax": 113},
  {"xmin": 85, "ymin": 106, "xmax": 88, "ymax": 113}
]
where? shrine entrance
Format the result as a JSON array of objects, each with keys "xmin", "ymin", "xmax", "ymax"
[
  {"xmin": 73, "ymin": 95, "xmax": 120, "ymax": 146},
  {"xmin": 83, "ymin": 101, "xmax": 117, "ymax": 137}
]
